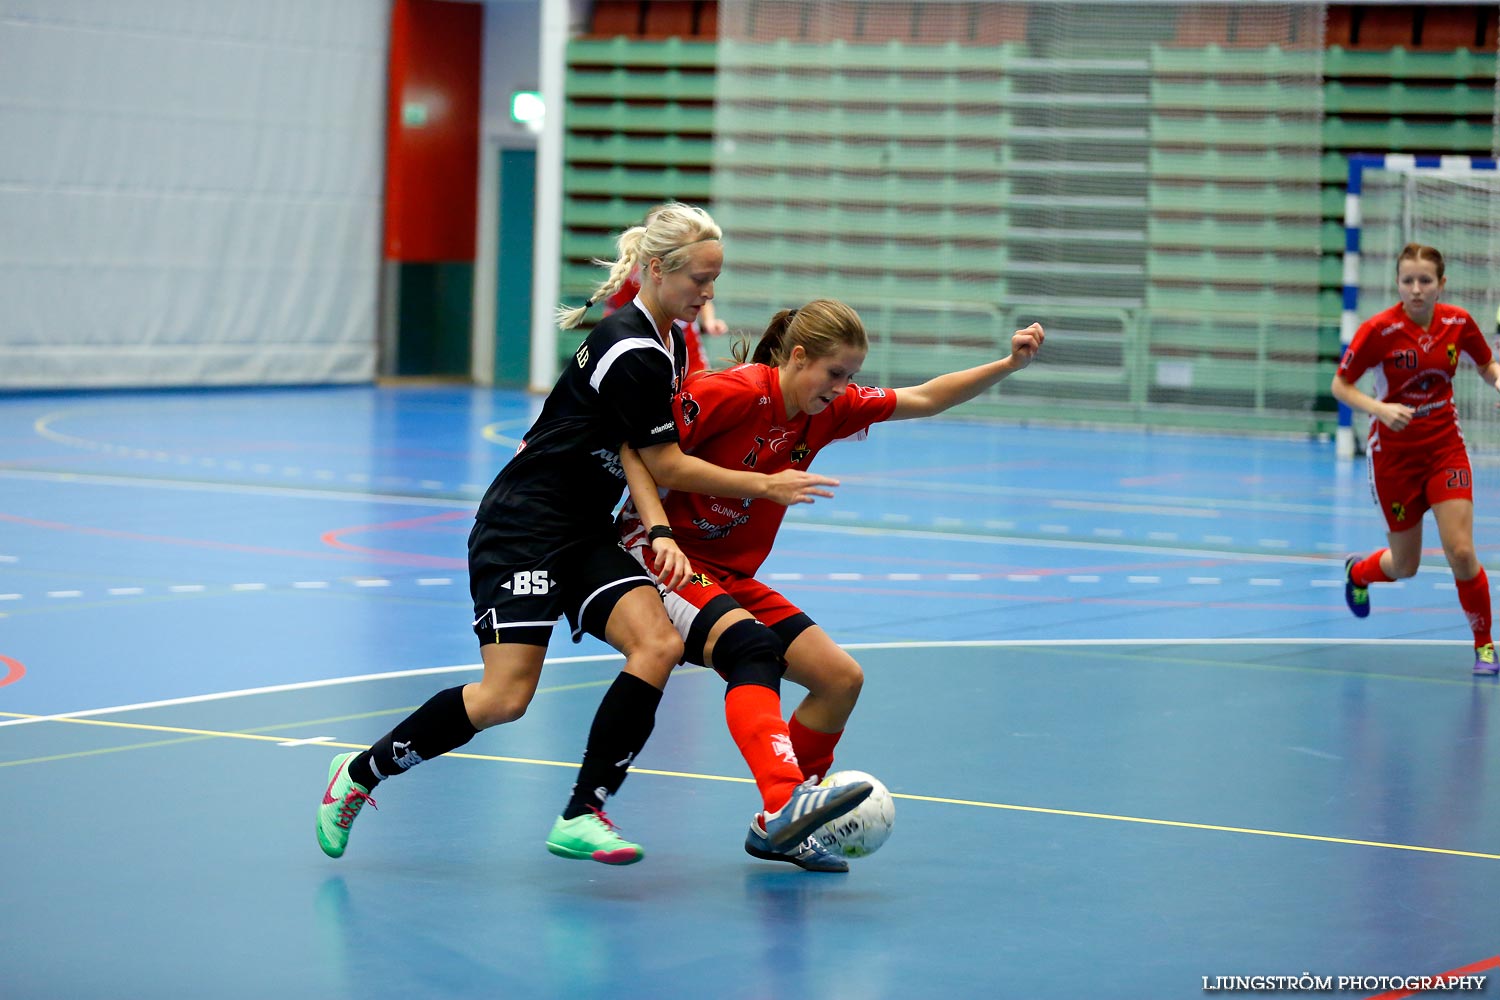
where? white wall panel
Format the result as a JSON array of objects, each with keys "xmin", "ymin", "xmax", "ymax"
[{"xmin": 0, "ymin": 0, "xmax": 389, "ymax": 387}]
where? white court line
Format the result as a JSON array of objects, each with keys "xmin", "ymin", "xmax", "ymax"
[
  {"xmin": 1, "ymin": 639, "xmax": 1473, "ymax": 729},
  {"xmin": 0, "ymin": 468, "xmax": 472, "ymax": 509},
  {"xmin": 779, "ymin": 521, "xmax": 1467, "ymax": 574},
  {"xmin": 0, "ymin": 654, "xmax": 626, "ymax": 728}
]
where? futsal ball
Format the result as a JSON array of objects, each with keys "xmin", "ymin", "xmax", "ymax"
[{"xmin": 814, "ymin": 769, "xmax": 895, "ymax": 858}]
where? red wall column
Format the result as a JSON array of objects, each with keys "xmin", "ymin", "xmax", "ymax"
[{"xmin": 385, "ymin": 0, "xmax": 483, "ymax": 263}]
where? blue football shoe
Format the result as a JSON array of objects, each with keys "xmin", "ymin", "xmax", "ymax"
[
  {"xmin": 1344, "ymin": 556, "xmax": 1370, "ymax": 619},
  {"xmin": 745, "ymin": 815, "xmax": 848, "ymax": 873},
  {"xmin": 761, "ymin": 776, "xmax": 871, "ymax": 852}
]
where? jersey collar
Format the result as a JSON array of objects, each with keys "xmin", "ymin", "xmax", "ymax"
[{"xmin": 629, "ymin": 296, "xmax": 681, "ymax": 359}]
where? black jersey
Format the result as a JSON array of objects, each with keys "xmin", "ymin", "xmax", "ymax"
[{"xmin": 475, "ymin": 300, "xmax": 688, "ymax": 540}]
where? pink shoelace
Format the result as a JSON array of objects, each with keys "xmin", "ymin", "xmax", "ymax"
[
  {"xmin": 337, "ymin": 789, "xmax": 377, "ymax": 829},
  {"xmin": 587, "ymin": 805, "xmax": 620, "ymax": 831}
]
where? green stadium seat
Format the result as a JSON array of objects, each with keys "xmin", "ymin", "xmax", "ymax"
[
  {"xmin": 1150, "ymin": 43, "xmax": 1321, "ymax": 76},
  {"xmin": 568, "ymin": 37, "xmax": 719, "ymax": 68},
  {"xmin": 565, "ymin": 101, "xmax": 716, "ymax": 134},
  {"xmin": 1322, "ymin": 46, "xmax": 1497, "ymax": 81},
  {"xmin": 562, "ymin": 165, "xmax": 712, "ymax": 200},
  {"xmin": 566, "ymin": 66, "xmax": 717, "ymax": 101},
  {"xmin": 1324, "ymin": 80, "xmax": 1495, "ymax": 116},
  {"xmin": 565, "ymin": 134, "xmax": 715, "ymax": 167},
  {"xmin": 1149, "ymin": 112, "xmax": 1321, "ymax": 148}
]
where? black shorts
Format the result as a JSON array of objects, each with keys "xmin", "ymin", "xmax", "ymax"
[{"xmin": 468, "ymin": 519, "xmax": 656, "ymax": 648}]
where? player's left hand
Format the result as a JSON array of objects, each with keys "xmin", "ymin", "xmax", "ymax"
[
  {"xmin": 1009, "ymin": 323, "xmax": 1044, "ymax": 369},
  {"xmin": 651, "ymin": 537, "xmax": 692, "ymax": 592},
  {"xmin": 703, "ymin": 317, "xmax": 729, "ymax": 336}
]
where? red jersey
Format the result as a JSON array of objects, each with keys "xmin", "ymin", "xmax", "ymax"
[
  {"xmin": 1338, "ymin": 301, "xmax": 1492, "ymax": 452},
  {"xmin": 622, "ymin": 362, "xmax": 898, "ymax": 579}
]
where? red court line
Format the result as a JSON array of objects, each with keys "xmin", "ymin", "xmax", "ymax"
[
  {"xmin": 0, "ymin": 654, "xmax": 26, "ymax": 688},
  {"xmin": 319, "ymin": 511, "xmax": 469, "ymax": 569},
  {"xmin": 1364, "ymin": 954, "xmax": 1500, "ymax": 999},
  {"xmin": 0, "ymin": 511, "xmax": 371, "ymax": 563}
]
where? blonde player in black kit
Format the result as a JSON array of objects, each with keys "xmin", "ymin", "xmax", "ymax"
[{"xmin": 315, "ymin": 204, "xmax": 867, "ymax": 865}]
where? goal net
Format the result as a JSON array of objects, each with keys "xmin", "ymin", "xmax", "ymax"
[
  {"xmin": 1343, "ymin": 156, "xmax": 1500, "ymax": 503},
  {"xmin": 709, "ymin": 0, "xmax": 1327, "ymax": 432}
]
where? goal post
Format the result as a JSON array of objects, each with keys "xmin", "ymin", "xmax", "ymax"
[{"xmin": 1337, "ymin": 153, "xmax": 1500, "ymax": 460}]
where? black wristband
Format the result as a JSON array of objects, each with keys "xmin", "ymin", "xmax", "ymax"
[{"xmin": 647, "ymin": 525, "xmax": 675, "ymax": 542}]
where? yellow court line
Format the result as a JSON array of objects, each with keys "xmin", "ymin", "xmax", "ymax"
[
  {"xmin": 892, "ymin": 792, "xmax": 1500, "ymax": 862},
  {"xmin": 4, "ymin": 710, "xmax": 1497, "ymax": 862},
  {"xmin": 479, "ymin": 419, "xmax": 529, "ymax": 448}
]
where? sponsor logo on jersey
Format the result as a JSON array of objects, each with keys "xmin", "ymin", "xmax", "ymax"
[
  {"xmin": 1378, "ymin": 321, "xmax": 1404, "ymax": 337},
  {"xmin": 650, "ymin": 421, "xmax": 673, "ymax": 435},
  {"xmin": 708, "ymin": 502, "xmax": 753, "ymax": 531},
  {"xmin": 856, "ymin": 385, "xmax": 887, "ymax": 398},
  {"xmin": 790, "ymin": 442, "xmax": 810, "ymax": 463},
  {"xmin": 766, "ymin": 428, "xmax": 797, "ymax": 454},
  {"xmin": 1449, "ymin": 343, "xmax": 1459, "ymax": 367},
  {"xmin": 575, "ymin": 344, "xmax": 590, "ymax": 368},
  {"xmin": 1396, "ymin": 367, "xmax": 1452, "ymax": 409},
  {"xmin": 691, "ymin": 516, "xmax": 738, "ymax": 540},
  {"xmin": 681, "ymin": 393, "xmax": 700, "ymax": 425},
  {"xmin": 591, "ymin": 447, "xmax": 624, "ymax": 479}
]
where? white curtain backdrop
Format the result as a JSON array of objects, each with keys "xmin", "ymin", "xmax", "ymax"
[{"xmin": 0, "ymin": 0, "xmax": 389, "ymax": 388}]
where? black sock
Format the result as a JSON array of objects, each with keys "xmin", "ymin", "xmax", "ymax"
[
  {"xmin": 562, "ymin": 672, "xmax": 663, "ymax": 819},
  {"xmin": 351, "ymin": 685, "xmax": 478, "ymax": 789}
]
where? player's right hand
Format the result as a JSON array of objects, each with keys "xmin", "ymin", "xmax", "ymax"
[
  {"xmin": 762, "ymin": 469, "xmax": 838, "ymax": 506},
  {"xmin": 650, "ymin": 537, "xmax": 692, "ymax": 592},
  {"xmin": 1378, "ymin": 402, "xmax": 1416, "ymax": 431}
]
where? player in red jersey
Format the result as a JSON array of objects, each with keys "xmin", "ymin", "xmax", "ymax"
[
  {"xmin": 1331, "ymin": 242, "xmax": 1500, "ymax": 675},
  {"xmin": 620, "ymin": 299, "xmax": 1044, "ymax": 869}
]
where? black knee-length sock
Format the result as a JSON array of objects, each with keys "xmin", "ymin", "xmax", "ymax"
[
  {"xmin": 350, "ymin": 685, "xmax": 478, "ymax": 789},
  {"xmin": 563, "ymin": 672, "xmax": 663, "ymax": 819}
]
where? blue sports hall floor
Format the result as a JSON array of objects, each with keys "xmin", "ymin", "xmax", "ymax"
[{"xmin": 2, "ymin": 384, "xmax": 1498, "ymax": 999}]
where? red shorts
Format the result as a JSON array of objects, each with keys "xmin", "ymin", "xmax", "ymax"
[
  {"xmin": 1368, "ymin": 437, "xmax": 1474, "ymax": 532},
  {"xmin": 625, "ymin": 544, "xmax": 813, "ymax": 666}
]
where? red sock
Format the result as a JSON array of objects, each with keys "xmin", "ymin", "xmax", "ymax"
[
  {"xmin": 1455, "ymin": 567, "xmax": 1493, "ymax": 648},
  {"xmin": 725, "ymin": 685, "xmax": 804, "ymax": 813},
  {"xmin": 788, "ymin": 712, "xmax": 843, "ymax": 784},
  {"xmin": 1351, "ymin": 549, "xmax": 1393, "ymax": 587}
]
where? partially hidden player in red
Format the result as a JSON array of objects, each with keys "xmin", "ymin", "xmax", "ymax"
[
  {"xmin": 620, "ymin": 299, "xmax": 1044, "ymax": 871},
  {"xmin": 604, "ymin": 204, "xmax": 730, "ymax": 375},
  {"xmin": 1332, "ymin": 242, "xmax": 1500, "ymax": 674}
]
